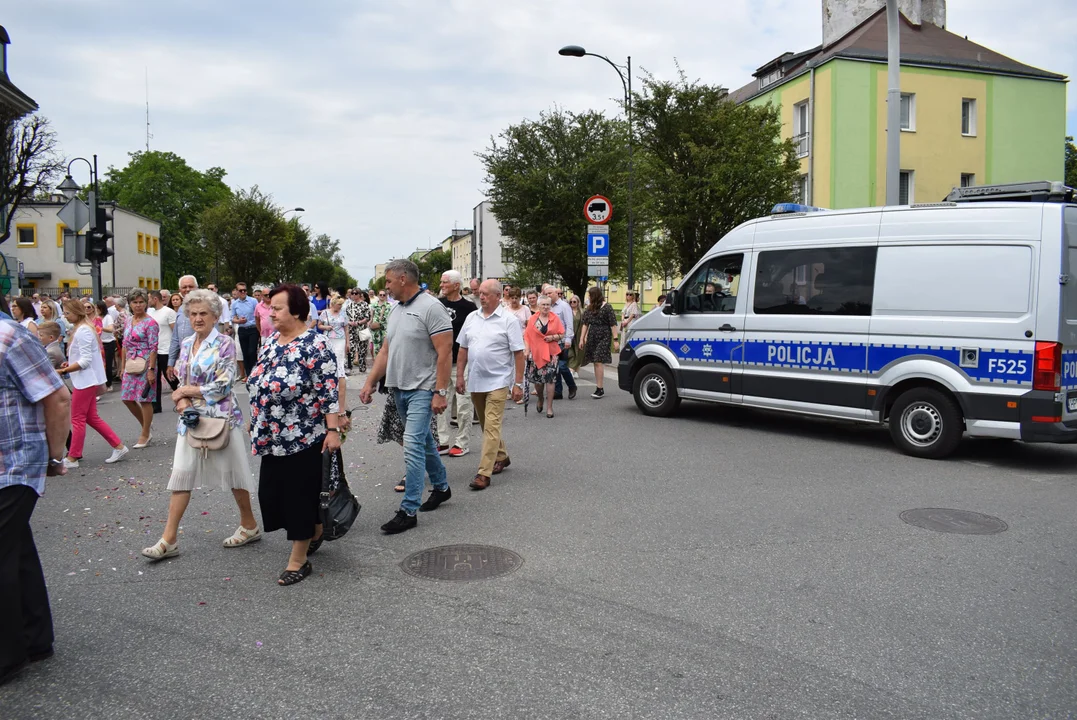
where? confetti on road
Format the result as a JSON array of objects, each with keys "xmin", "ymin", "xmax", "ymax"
[
  {"xmin": 255, "ymin": 641, "xmax": 263, "ymax": 647},
  {"xmin": 198, "ymin": 601, "xmax": 206, "ymax": 606}
]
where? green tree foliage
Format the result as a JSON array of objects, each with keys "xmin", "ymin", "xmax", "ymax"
[
  {"xmin": 297, "ymin": 256, "xmax": 356, "ymax": 291},
  {"xmin": 310, "ymin": 233, "xmax": 344, "ymax": 266},
  {"xmin": 0, "ymin": 112, "xmax": 66, "ymax": 244},
  {"xmin": 633, "ymin": 72, "xmax": 801, "ymax": 274},
  {"xmin": 1066, "ymin": 137, "xmax": 1077, "ymax": 189},
  {"xmin": 479, "ymin": 108, "xmax": 628, "ymax": 295},
  {"xmin": 100, "ymin": 151, "xmax": 231, "ymax": 283},
  {"xmin": 369, "ymin": 275, "xmax": 387, "ymax": 293},
  {"xmin": 275, "ymin": 218, "xmax": 312, "ymax": 283},
  {"xmin": 416, "ymin": 249, "xmax": 452, "ymax": 288},
  {"xmin": 199, "ymin": 186, "xmax": 289, "ymax": 287}
]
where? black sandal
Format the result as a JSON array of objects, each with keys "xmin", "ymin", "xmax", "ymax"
[
  {"xmin": 394, "ymin": 477, "xmax": 406, "ymax": 492},
  {"xmin": 307, "ymin": 536, "xmax": 324, "ymax": 555},
  {"xmin": 278, "ymin": 561, "xmax": 312, "ymax": 586}
]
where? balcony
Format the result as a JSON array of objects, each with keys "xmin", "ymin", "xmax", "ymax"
[{"xmin": 793, "ymin": 132, "xmax": 809, "ymax": 158}]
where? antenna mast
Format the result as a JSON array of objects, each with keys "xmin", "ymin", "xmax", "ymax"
[{"xmin": 145, "ymin": 68, "xmax": 153, "ymax": 151}]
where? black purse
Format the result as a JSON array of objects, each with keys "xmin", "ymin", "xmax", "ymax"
[{"xmin": 320, "ymin": 449, "xmax": 360, "ymax": 540}]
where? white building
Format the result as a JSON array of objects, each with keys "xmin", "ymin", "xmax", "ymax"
[
  {"xmin": 471, "ymin": 201, "xmax": 513, "ymax": 281},
  {"xmin": 8, "ymin": 200, "xmax": 162, "ymax": 295}
]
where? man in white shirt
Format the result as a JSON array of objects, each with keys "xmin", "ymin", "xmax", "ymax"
[
  {"xmin": 147, "ymin": 291, "xmax": 177, "ymax": 414},
  {"xmin": 455, "ymin": 280, "xmax": 524, "ymax": 491}
]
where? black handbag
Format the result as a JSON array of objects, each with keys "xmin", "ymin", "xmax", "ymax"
[{"xmin": 320, "ymin": 449, "xmax": 360, "ymax": 540}]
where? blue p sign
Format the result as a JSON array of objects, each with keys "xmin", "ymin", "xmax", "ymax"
[{"xmin": 588, "ymin": 234, "xmax": 609, "ymax": 257}]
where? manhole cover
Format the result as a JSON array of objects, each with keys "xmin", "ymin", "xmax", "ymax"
[
  {"xmin": 401, "ymin": 544, "xmax": 523, "ymax": 582},
  {"xmin": 899, "ymin": 508, "xmax": 1008, "ymax": 535}
]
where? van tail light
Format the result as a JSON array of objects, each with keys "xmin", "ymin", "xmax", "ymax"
[{"xmin": 1032, "ymin": 341, "xmax": 1062, "ymax": 392}]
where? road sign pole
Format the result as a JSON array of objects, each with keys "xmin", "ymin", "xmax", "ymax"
[{"xmin": 89, "ymin": 154, "xmax": 103, "ymax": 300}]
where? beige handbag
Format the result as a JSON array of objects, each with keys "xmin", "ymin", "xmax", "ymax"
[
  {"xmin": 185, "ymin": 416, "xmax": 230, "ymax": 458},
  {"xmin": 124, "ymin": 357, "xmax": 147, "ymax": 374}
]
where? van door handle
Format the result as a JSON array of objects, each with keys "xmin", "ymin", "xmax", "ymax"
[{"xmin": 719, "ymin": 324, "xmax": 737, "ymax": 332}]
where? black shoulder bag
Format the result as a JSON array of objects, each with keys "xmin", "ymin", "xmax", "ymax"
[{"xmin": 320, "ymin": 448, "xmax": 360, "ymax": 540}]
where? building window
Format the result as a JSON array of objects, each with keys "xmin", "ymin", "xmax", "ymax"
[
  {"xmin": 758, "ymin": 68, "xmax": 783, "ymax": 90},
  {"xmin": 59, "ymin": 279, "xmax": 79, "ymax": 290},
  {"xmin": 153, "ymin": 236, "xmax": 159, "ymax": 255},
  {"xmin": 900, "ymin": 93, "xmax": 915, "ymax": 131},
  {"xmin": 795, "ymin": 174, "xmax": 809, "ymax": 203},
  {"xmin": 961, "ymin": 98, "xmax": 977, "ymax": 136},
  {"xmin": 16, "ymin": 224, "xmax": 36, "ymax": 247},
  {"xmin": 792, "ymin": 100, "xmax": 809, "ymax": 158},
  {"xmin": 960, "ymin": 173, "xmax": 975, "ymax": 188},
  {"xmin": 56, "ymin": 223, "xmax": 65, "ymax": 247},
  {"xmin": 138, "ymin": 277, "xmax": 145, "ymax": 288},
  {"xmin": 137, "ymin": 233, "xmax": 145, "ymax": 253},
  {"xmin": 899, "ymin": 170, "xmax": 914, "ymax": 205},
  {"xmin": 644, "ymin": 276, "xmax": 653, "ymax": 290}
]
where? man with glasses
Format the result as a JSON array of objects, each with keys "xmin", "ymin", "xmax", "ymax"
[
  {"xmin": 166, "ymin": 275, "xmax": 199, "ymax": 383},
  {"xmin": 546, "ymin": 286, "xmax": 577, "ymax": 400},
  {"xmin": 230, "ymin": 282, "xmax": 259, "ymax": 380}
]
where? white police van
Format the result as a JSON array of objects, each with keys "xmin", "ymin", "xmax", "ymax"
[{"xmin": 618, "ymin": 181, "xmax": 1077, "ymax": 458}]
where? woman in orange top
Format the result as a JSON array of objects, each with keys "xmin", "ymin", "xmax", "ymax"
[{"xmin": 523, "ymin": 295, "xmax": 566, "ymax": 418}]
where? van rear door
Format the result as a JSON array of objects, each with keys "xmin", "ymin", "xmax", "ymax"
[{"xmin": 1061, "ymin": 207, "xmax": 1077, "ymax": 418}]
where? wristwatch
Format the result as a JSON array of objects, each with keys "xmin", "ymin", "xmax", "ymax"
[
  {"xmin": 435, "ymin": 388, "xmax": 448, "ymax": 397},
  {"xmin": 514, "ymin": 382, "xmax": 524, "ymax": 389}
]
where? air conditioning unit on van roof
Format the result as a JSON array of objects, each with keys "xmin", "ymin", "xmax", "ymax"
[{"xmin": 945, "ymin": 181, "xmax": 1074, "ymax": 204}]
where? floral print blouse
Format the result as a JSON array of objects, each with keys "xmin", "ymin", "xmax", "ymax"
[
  {"xmin": 248, "ymin": 329, "xmax": 339, "ymax": 457},
  {"xmin": 370, "ymin": 301, "xmax": 389, "ymax": 355},
  {"xmin": 174, "ymin": 328, "xmax": 245, "ymax": 435}
]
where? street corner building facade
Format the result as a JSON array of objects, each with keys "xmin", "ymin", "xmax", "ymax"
[
  {"xmin": 729, "ymin": 0, "xmax": 1067, "ymax": 209},
  {"xmin": 9, "ymin": 200, "xmax": 162, "ymax": 295}
]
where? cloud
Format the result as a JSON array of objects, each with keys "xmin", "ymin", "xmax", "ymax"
[{"xmin": 4, "ymin": 0, "xmax": 1074, "ymax": 284}]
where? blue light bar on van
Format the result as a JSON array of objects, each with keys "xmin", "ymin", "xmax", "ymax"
[{"xmin": 771, "ymin": 203, "xmax": 827, "ymax": 215}]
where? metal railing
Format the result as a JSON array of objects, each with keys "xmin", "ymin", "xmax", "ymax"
[{"xmin": 793, "ymin": 132, "xmax": 810, "ymax": 158}]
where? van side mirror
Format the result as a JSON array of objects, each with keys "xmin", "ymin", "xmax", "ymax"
[{"xmin": 664, "ymin": 290, "xmax": 680, "ymax": 315}]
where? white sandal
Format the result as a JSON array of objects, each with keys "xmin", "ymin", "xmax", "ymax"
[
  {"xmin": 141, "ymin": 539, "xmax": 178, "ymax": 561},
  {"xmin": 223, "ymin": 525, "xmax": 262, "ymax": 548}
]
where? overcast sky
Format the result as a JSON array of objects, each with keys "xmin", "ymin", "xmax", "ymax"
[{"xmin": 5, "ymin": 0, "xmax": 1076, "ymax": 285}]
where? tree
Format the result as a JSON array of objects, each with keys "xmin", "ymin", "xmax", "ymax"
[
  {"xmin": 1066, "ymin": 137, "xmax": 1077, "ymax": 189},
  {"xmin": 275, "ymin": 217, "xmax": 312, "ymax": 283},
  {"xmin": 369, "ymin": 275, "xmax": 387, "ymax": 292},
  {"xmin": 310, "ymin": 233, "xmax": 344, "ymax": 266},
  {"xmin": 0, "ymin": 112, "xmax": 66, "ymax": 244},
  {"xmin": 416, "ymin": 249, "xmax": 451, "ymax": 288},
  {"xmin": 199, "ymin": 186, "xmax": 289, "ymax": 287},
  {"xmin": 100, "ymin": 151, "xmax": 232, "ymax": 282},
  {"xmin": 634, "ymin": 71, "xmax": 801, "ymax": 274},
  {"xmin": 479, "ymin": 108, "xmax": 629, "ymax": 295}
]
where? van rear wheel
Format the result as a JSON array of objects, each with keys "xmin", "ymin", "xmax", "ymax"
[
  {"xmin": 888, "ymin": 388, "xmax": 963, "ymax": 459},
  {"xmin": 633, "ymin": 363, "xmax": 680, "ymax": 417}
]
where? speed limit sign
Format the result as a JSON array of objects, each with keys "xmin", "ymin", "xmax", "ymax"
[{"xmin": 584, "ymin": 195, "xmax": 612, "ymax": 224}]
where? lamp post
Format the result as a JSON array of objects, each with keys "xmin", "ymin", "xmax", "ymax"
[
  {"xmin": 284, "ymin": 207, "xmax": 305, "ymax": 215},
  {"xmin": 57, "ymin": 155, "xmax": 105, "ymax": 299},
  {"xmin": 559, "ymin": 45, "xmax": 635, "ymax": 292}
]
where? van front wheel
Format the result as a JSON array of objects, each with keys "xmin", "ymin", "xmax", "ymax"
[
  {"xmin": 888, "ymin": 388, "xmax": 963, "ymax": 459},
  {"xmin": 633, "ymin": 363, "xmax": 680, "ymax": 417}
]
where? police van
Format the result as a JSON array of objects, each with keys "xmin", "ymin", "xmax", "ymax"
[{"xmin": 617, "ymin": 181, "xmax": 1077, "ymax": 458}]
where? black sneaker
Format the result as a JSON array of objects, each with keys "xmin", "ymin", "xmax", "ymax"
[
  {"xmin": 419, "ymin": 486, "xmax": 452, "ymax": 512},
  {"xmin": 591, "ymin": 388, "xmax": 605, "ymax": 398},
  {"xmin": 381, "ymin": 510, "xmax": 417, "ymax": 534},
  {"xmin": 553, "ymin": 393, "xmax": 564, "ymax": 400}
]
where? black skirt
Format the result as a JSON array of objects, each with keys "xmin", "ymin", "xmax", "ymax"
[{"xmin": 258, "ymin": 441, "xmax": 323, "ymax": 541}]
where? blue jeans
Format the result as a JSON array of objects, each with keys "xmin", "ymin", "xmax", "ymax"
[
  {"xmin": 394, "ymin": 389, "xmax": 449, "ymax": 515},
  {"xmin": 553, "ymin": 344, "xmax": 577, "ymax": 395}
]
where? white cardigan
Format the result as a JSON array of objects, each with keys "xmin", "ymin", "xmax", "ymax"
[{"xmin": 67, "ymin": 324, "xmax": 107, "ymax": 390}]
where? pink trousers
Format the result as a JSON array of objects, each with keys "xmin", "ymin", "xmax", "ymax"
[{"xmin": 69, "ymin": 387, "xmax": 121, "ymax": 459}]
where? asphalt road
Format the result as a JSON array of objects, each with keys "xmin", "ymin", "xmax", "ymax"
[{"xmin": 2, "ymin": 364, "xmax": 1075, "ymax": 719}]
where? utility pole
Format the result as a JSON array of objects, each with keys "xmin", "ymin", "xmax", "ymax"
[{"xmin": 885, "ymin": 0, "xmax": 901, "ymax": 205}]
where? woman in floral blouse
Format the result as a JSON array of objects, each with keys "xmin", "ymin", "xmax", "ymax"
[
  {"xmin": 142, "ymin": 289, "xmax": 259, "ymax": 562},
  {"xmin": 369, "ymin": 290, "xmax": 389, "ymax": 357},
  {"xmin": 347, "ymin": 290, "xmax": 371, "ymax": 372},
  {"xmin": 248, "ymin": 284, "xmax": 344, "ymax": 586}
]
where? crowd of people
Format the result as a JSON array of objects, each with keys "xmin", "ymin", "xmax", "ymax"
[{"xmin": 0, "ymin": 262, "xmax": 647, "ymax": 684}]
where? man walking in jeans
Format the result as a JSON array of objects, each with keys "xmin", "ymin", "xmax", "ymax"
[
  {"xmin": 0, "ymin": 317, "xmax": 71, "ymax": 685},
  {"xmin": 456, "ymin": 280, "xmax": 524, "ymax": 490},
  {"xmin": 230, "ymin": 282, "xmax": 259, "ymax": 380},
  {"xmin": 547, "ymin": 286, "xmax": 577, "ymax": 400},
  {"xmin": 358, "ymin": 259, "xmax": 454, "ymax": 534}
]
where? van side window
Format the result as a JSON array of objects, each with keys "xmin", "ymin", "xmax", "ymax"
[
  {"xmin": 753, "ymin": 247, "xmax": 877, "ymax": 316},
  {"xmin": 684, "ymin": 254, "xmax": 743, "ymax": 313}
]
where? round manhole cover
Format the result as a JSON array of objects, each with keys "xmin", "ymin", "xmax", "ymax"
[
  {"xmin": 900, "ymin": 508, "xmax": 1008, "ymax": 535},
  {"xmin": 401, "ymin": 544, "xmax": 523, "ymax": 582}
]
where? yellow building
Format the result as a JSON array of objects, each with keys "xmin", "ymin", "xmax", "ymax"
[{"xmin": 730, "ymin": 2, "xmax": 1066, "ymax": 208}]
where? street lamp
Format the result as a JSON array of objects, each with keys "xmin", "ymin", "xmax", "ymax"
[
  {"xmin": 284, "ymin": 207, "xmax": 305, "ymax": 215},
  {"xmin": 559, "ymin": 44, "xmax": 635, "ymax": 291}
]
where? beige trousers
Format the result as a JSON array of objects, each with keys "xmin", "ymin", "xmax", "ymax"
[{"xmin": 470, "ymin": 386, "xmax": 509, "ymax": 478}]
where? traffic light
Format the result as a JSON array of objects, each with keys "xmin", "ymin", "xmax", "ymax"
[{"xmin": 88, "ymin": 205, "xmax": 114, "ymax": 261}]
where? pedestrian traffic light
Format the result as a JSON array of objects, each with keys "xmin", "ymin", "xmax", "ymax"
[{"xmin": 88, "ymin": 206, "xmax": 114, "ymax": 261}]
